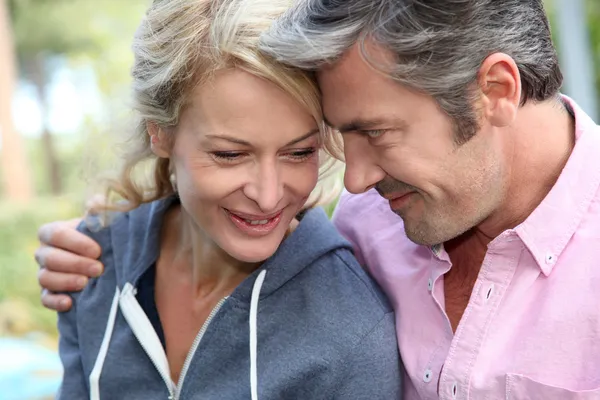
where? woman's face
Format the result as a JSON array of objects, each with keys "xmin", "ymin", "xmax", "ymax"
[{"xmin": 155, "ymin": 69, "xmax": 320, "ymax": 263}]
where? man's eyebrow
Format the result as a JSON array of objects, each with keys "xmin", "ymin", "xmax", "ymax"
[
  {"xmin": 204, "ymin": 128, "xmax": 319, "ymax": 147},
  {"xmin": 323, "ymin": 117, "xmax": 407, "ymax": 134}
]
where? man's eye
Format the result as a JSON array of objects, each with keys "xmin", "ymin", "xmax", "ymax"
[{"xmin": 363, "ymin": 130, "xmax": 386, "ymax": 139}]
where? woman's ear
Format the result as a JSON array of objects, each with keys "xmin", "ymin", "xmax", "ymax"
[{"xmin": 147, "ymin": 122, "xmax": 171, "ymax": 158}]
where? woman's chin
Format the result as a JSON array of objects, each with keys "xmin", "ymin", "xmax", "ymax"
[
  {"xmin": 224, "ymin": 237, "xmax": 283, "ymax": 264},
  {"xmin": 219, "ymin": 213, "xmax": 294, "ymax": 263}
]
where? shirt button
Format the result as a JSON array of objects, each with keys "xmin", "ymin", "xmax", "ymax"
[
  {"xmin": 545, "ymin": 253, "xmax": 556, "ymax": 265},
  {"xmin": 423, "ymin": 368, "xmax": 433, "ymax": 383},
  {"xmin": 427, "ymin": 278, "xmax": 433, "ymax": 292}
]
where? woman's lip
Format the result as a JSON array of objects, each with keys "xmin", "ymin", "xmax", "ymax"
[
  {"xmin": 225, "ymin": 209, "xmax": 283, "ymax": 220},
  {"xmin": 225, "ymin": 209, "xmax": 283, "ymax": 237}
]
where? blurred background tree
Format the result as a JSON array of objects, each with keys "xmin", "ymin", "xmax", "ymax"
[
  {"xmin": 1, "ymin": 0, "xmax": 149, "ymax": 341},
  {"xmin": 0, "ymin": 0, "xmax": 33, "ymax": 203},
  {"xmin": 588, "ymin": 0, "xmax": 600, "ymax": 102},
  {"xmin": 7, "ymin": 0, "xmax": 148, "ymax": 196},
  {"xmin": 11, "ymin": 0, "xmax": 96, "ymax": 195}
]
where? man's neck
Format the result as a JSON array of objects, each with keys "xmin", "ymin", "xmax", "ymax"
[
  {"xmin": 441, "ymin": 99, "xmax": 574, "ymax": 330},
  {"xmin": 444, "ymin": 98, "xmax": 575, "ymax": 276},
  {"xmin": 474, "ymin": 98, "xmax": 576, "ymax": 244}
]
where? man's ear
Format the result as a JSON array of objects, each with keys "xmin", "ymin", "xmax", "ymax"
[
  {"xmin": 477, "ymin": 52, "xmax": 522, "ymax": 127},
  {"xmin": 147, "ymin": 122, "xmax": 171, "ymax": 158}
]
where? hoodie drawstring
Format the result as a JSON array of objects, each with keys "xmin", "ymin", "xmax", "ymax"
[
  {"xmin": 249, "ymin": 269, "xmax": 267, "ymax": 400},
  {"xmin": 89, "ymin": 274, "xmax": 266, "ymax": 400},
  {"xmin": 89, "ymin": 286, "xmax": 120, "ymax": 400}
]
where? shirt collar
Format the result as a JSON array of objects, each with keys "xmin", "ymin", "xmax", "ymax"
[{"xmin": 516, "ymin": 95, "xmax": 600, "ymax": 276}]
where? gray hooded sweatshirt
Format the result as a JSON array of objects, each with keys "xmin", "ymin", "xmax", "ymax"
[{"xmin": 57, "ymin": 196, "xmax": 402, "ymax": 399}]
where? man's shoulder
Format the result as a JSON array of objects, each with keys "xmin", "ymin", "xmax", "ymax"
[
  {"xmin": 330, "ymin": 189, "xmax": 422, "ymax": 277},
  {"xmin": 332, "ymin": 189, "xmax": 407, "ymax": 238}
]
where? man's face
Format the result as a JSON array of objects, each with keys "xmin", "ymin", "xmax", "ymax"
[{"xmin": 318, "ymin": 42, "xmax": 508, "ymax": 245}]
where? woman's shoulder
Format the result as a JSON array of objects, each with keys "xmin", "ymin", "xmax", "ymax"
[
  {"xmin": 261, "ymin": 215, "xmax": 398, "ymax": 372},
  {"xmin": 269, "ymin": 206, "xmax": 394, "ymax": 323},
  {"xmin": 76, "ymin": 197, "xmax": 175, "ymax": 284},
  {"xmin": 78, "ymin": 196, "xmax": 175, "ymax": 248},
  {"xmin": 305, "ymin": 243, "xmax": 393, "ymax": 317}
]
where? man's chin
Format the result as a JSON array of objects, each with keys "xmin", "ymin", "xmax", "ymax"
[
  {"xmin": 403, "ymin": 221, "xmax": 450, "ymax": 247},
  {"xmin": 405, "ymin": 231, "xmax": 439, "ymax": 246}
]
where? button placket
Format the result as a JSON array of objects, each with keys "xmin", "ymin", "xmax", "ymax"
[{"xmin": 438, "ymin": 237, "xmax": 523, "ymax": 399}]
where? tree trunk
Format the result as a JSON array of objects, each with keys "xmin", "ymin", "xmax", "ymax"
[
  {"xmin": 0, "ymin": 0, "xmax": 33, "ymax": 202},
  {"xmin": 27, "ymin": 54, "xmax": 62, "ymax": 195}
]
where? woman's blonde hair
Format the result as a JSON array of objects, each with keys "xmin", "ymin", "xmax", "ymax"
[{"xmin": 95, "ymin": 0, "xmax": 343, "ymax": 215}]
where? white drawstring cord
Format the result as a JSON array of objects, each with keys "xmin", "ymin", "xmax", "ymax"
[
  {"xmin": 250, "ymin": 270, "xmax": 267, "ymax": 400},
  {"xmin": 90, "ymin": 286, "xmax": 120, "ymax": 400}
]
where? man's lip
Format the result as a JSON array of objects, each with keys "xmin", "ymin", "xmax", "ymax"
[
  {"xmin": 383, "ymin": 192, "xmax": 415, "ymax": 201},
  {"xmin": 225, "ymin": 209, "xmax": 283, "ymax": 220}
]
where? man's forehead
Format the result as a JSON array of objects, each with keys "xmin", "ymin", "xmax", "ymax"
[{"xmin": 317, "ymin": 39, "xmax": 396, "ymax": 76}]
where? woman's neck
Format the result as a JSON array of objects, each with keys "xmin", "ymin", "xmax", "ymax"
[{"xmin": 159, "ymin": 204, "xmax": 260, "ymax": 299}]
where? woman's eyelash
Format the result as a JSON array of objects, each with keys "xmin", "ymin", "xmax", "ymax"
[
  {"xmin": 287, "ymin": 148, "xmax": 316, "ymax": 159},
  {"xmin": 212, "ymin": 152, "xmax": 244, "ymax": 161},
  {"xmin": 211, "ymin": 148, "xmax": 316, "ymax": 162}
]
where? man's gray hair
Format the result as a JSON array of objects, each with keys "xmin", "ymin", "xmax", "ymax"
[{"xmin": 260, "ymin": 0, "xmax": 563, "ymax": 143}]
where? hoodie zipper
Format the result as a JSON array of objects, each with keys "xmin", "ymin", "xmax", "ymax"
[
  {"xmin": 173, "ymin": 297, "xmax": 227, "ymax": 400},
  {"xmin": 119, "ymin": 283, "xmax": 227, "ymax": 400}
]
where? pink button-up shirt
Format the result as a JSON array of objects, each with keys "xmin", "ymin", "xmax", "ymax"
[{"xmin": 332, "ymin": 98, "xmax": 600, "ymax": 400}]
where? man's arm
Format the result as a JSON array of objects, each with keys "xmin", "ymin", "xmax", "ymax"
[{"xmin": 35, "ymin": 219, "xmax": 103, "ymax": 311}]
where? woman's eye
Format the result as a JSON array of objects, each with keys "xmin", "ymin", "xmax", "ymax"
[
  {"xmin": 211, "ymin": 152, "xmax": 245, "ymax": 162},
  {"xmin": 285, "ymin": 148, "xmax": 316, "ymax": 161}
]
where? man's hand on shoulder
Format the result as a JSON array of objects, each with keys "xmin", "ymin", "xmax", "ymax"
[{"xmin": 35, "ymin": 218, "xmax": 103, "ymax": 312}]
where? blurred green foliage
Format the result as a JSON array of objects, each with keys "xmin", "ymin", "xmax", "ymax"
[
  {"xmin": 0, "ymin": 196, "xmax": 83, "ymax": 338},
  {"xmin": 1, "ymin": 0, "xmax": 149, "ymax": 339},
  {"xmin": 587, "ymin": 0, "xmax": 600, "ymax": 103}
]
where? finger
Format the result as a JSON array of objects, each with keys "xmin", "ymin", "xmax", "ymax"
[
  {"xmin": 35, "ymin": 246, "xmax": 103, "ymax": 277},
  {"xmin": 64, "ymin": 217, "xmax": 85, "ymax": 229},
  {"xmin": 38, "ymin": 220, "xmax": 101, "ymax": 259},
  {"xmin": 41, "ymin": 290, "xmax": 73, "ymax": 312},
  {"xmin": 38, "ymin": 268, "xmax": 89, "ymax": 293}
]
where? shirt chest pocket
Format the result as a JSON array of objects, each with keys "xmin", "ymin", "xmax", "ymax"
[{"xmin": 507, "ymin": 374, "xmax": 600, "ymax": 400}]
